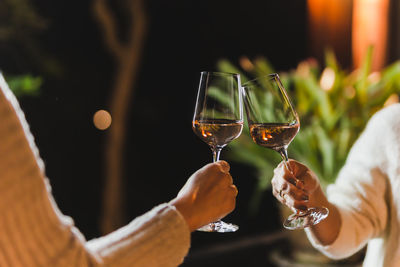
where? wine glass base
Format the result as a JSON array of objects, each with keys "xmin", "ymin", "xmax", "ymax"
[
  {"xmin": 197, "ymin": 220, "xmax": 239, "ymax": 233},
  {"xmin": 283, "ymin": 207, "xmax": 329, "ymax": 230}
]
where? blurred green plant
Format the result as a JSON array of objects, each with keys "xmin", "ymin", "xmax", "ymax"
[
  {"xmin": 4, "ymin": 74, "xmax": 42, "ymax": 97},
  {"xmin": 217, "ymin": 47, "xmax": 400, "ymax": 211},
  {"xmin": 0, "ymin": 0, "xmax": 47, "ymax": 41},
  {"xmin": 0, "ymin": 0, "xmax": 62, "ymax": 77}
]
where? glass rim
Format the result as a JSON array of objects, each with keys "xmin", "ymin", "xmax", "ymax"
[
  {"xmin": 242, "ymin": 73, "xmax": 279, "ymax": 87},
  {"xmin": 200, "ymin": 71, "xmax": 240, "ymax": 77}
]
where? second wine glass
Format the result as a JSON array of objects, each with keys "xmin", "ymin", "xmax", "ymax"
[
  {"xmin": 241, "ymin": 73, "xmax": 329, "ymax": 230},
  {"xmin": 192, "ymin": 71, "xmax": 243, "ymax": 233}
]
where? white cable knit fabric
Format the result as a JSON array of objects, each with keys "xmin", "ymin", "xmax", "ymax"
[
  {"xmin": 305, "ymin": 103, "xmax": 400, "ymax": 267},
  {"xmin": 0, "ymin": 74, "xmax": 190, "ymax": 267}
]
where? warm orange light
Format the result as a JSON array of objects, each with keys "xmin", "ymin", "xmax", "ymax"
[
  {"xmin": 93, "ymin": 110, "xmax": 112, "ymax": 130},
  {"xmin": 297, "ymin": 61, "xmax": 311, "ymax": 78},
  {"xmin": 308, "ymin": 0, "xmax": 347, "ymax": 32},
  {"xmin": 320, "ymin": 67, "xmax": 335, "ymax": 91},
  {"xmin": 239, "ymin": 56, "xmax": 254, "ymax": 72},
  {"xmin": 201, "ymin": 130, "xmax": 212, "ymax": 137},
  {"xmin": 352, "ymin": 0, "xmax": 389, "ymax": 71},
  {"xmin": 368, "ymin": 72, "xmax": 381, "ymax": 84},
  {"xmin": 308, "ymin": 0, "xmax": 389, "ymax": 70},
  {"xmin": 307, "ymin": 0, "xmax": 352, "ymax": 66},
  {"xmin": 262, "ymin": 131, "xmax": 272, "ymax": 141},
  {"xmin": 384, "ymin": 94, "xmax": 399, "ymax": 107},
  {"xmin": 345, "ymin": 86, "xmax": 356, "ymax": 99}
]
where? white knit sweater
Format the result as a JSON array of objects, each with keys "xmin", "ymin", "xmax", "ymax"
[
  {"xmin": 305, "ymin": 103, "xmax": 400, "ymax": 266},
  {"xmin": 0, "ymin": 74, "xmax": 190, "ymax": 267}
]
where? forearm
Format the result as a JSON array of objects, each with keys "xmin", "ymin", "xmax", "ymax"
[
  {"xmin": 307, "ymin": 186, "xmax": 341, "ymax": 245},
  {"xmin": 170, "ymin": 197, "xmax": 197, "ymax": 232},
  {"xmin": 87, "ymin": 203, "xmax": 191, "ymax": 267}
]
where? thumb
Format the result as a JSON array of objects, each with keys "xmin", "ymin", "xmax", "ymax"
[{"xmin": 216, "ymin": 160, "xmax": 230, "ymax": 173}]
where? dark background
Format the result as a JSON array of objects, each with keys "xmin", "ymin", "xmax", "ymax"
[{"xmin": 2, "ymin": 0, "xmax": 309, "ymax": 266}]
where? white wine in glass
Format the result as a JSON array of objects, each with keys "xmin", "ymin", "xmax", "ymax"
[
  {"xmin": 192, "ymin": 71, "xmax": 243, "ymax": 233},
  {"xmin": 242, "ymin": 73, "xmax": 329, "ymax": 230}
]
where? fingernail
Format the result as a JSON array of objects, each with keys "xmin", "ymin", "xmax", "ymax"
[{"xmin": 217, "ymin": 160, "xmax": 230, "ymax": 172}]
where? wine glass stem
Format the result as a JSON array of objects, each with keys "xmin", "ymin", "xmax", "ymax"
[
  {"xmin": 278, "ymin": 147, "xmax": 292, "ymax": 172},
  {"xmin": 279, "ymin": 147, "xmax": 302, "ymax": 215},
  {"xmin": 212, "ymin": 147, "xmax": 222, "ymax": 162}
]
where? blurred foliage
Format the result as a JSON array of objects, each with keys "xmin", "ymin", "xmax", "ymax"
[
  {"xmin": 0, "ymin": 0, "xmax": 62, "ymax": 77},
  {"xmin": 5, "ymin": 74, "xmax": 42, "ymax": 97},
  {"xmin": 218, "ymin": 47, "xmax": 400, "ymax": 211},
  {"xmin": 0, "ymin": 0, "xmax": 51, "ymax": 97},
  {"xmin": 0, "ymin": 0, "xmax": 47, "ymax": 41}
]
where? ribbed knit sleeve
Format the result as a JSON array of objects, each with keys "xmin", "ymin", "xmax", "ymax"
[
  {"xmin": 86, "ymin": 204, "xmax": 191, "ymax": 267},
  {"xmin": 0, "ymin": 74, "xmax": 190, "ymax": 267},
  {"xmin": 305, "ymin": 105, "xmax": 394, "ymax": 260}
]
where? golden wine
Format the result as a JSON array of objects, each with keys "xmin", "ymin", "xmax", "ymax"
[
  {"xmin": 193, "ymin": 119, "xmax": 243, "ymax": 148},
  {"xmin": 249, "ymin": 122, "xmax": 299, "ymax": 150}
]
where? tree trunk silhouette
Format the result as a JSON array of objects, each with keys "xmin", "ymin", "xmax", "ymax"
[{"xmin": 93, "ymin": 0, "xmax": 147, "ymax": 234}]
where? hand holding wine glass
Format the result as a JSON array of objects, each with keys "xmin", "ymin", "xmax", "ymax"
[
  {"xmin": 171, "ymin": 161, "xmax": 238, "ymax": 232},
  {"xmin": 241, "ymin": 73, "xmax": 328, "ymax": 230},
  {"xmin": 192, "ymin": 71, "xmax": 243, "ymax": 233}
]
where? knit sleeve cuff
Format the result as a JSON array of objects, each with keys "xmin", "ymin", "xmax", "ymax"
[
  {"xmin": 87, "ymin": 203, "xmax": 191, "ymax": 267},
  {"xmin": 304, "ymin": 207, "xmax": 364, "ymax": 260}
]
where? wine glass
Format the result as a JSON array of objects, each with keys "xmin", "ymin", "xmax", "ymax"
[
  {"xmin": 241, "ymin": 73, "xmax": 329, "ymax": 230},
  {"xmin": 192, "ymin": 71, "xmax": 243, "ymax": 233}
]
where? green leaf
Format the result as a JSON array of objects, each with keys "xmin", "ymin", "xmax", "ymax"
[
  {"xmin": 5, "ymin": 74, "xmax": 42, "ymax": 97},
  {"xmin": 356, "ymin": 45, "xmax": 373, "ymax": 103},
  {"xmin": 216, "ymin": 49, "xmax": 400, "ymax": 200}
]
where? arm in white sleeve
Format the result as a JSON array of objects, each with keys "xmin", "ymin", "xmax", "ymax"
[
  {"xmin": 0, "ymin": 74, "xmax": 190, "ymax": 267},
  {"xmin": 305, "ymin": 105, "xmax": 398, "ymax": 259},
  {"xmin": 87, "ymin": 203, "xmax": 190, "ymax": 267}
]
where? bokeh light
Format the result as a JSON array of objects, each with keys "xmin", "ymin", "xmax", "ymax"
[{"xmin": 93, "ymin": 109, "xmax": 112, "ymax": 130}]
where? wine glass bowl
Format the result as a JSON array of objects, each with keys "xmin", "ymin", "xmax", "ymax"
[
  {"xmin": 242, "ymin": 73, "xmax": 328, "ymax": 230},
  {"xmin": 192, "ymin": 118, "xmax": 243, "ymax": 153},
  {"xmin": 192, "ymin": 71, "xmax": 243, "ymax": 233}
]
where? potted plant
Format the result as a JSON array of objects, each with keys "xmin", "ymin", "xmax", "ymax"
[{"xmin": 216, "ymin": 47, "xmax": 400, "ymax": 265}]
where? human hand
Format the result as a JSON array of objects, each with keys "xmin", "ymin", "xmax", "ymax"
[
  {"xmin": 271, "ymin": 159, "xmax": 322, "ymax": 211},
  {"xmin": 170, "ymin": 161, "xmax": 238, "ymax": 232},
  {"xmin": 272, "ymin": 159, "xmax": 341, "ymax": 245}
]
